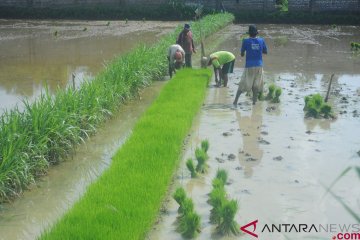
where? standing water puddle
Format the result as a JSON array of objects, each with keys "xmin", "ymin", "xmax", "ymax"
[{"xmin": 148, "ymin": 24, "xmax": 360, "ymax": 240}]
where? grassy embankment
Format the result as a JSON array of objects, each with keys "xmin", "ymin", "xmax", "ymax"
[
  {"xmin": 40, "ymin": 68, "xmax": 212, "ymax": 239},
  {"xmin": 0, "ymin": 13, "xmax": 234, "ymax": 203}
]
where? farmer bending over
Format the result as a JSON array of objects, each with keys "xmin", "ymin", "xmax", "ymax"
[
  {"xmin": 167, "ymin": 44, "xmax": 185, "ymax": 78},
  {"xmin": 206, "ymin": 51, "xmax": 235, "ymax": 87},
  {"xmin": 233, "ymin": 24, "xmax": 267, "ymax": 105}
]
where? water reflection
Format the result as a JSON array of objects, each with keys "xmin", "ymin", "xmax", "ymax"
[{"xmin": 236, "ymin": 104, "xmax": 263, "ymax": 178}]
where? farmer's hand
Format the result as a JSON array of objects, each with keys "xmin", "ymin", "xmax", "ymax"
[{"xmin": 193, "ymin": 49, "xmax": 197, "ymax": 53}]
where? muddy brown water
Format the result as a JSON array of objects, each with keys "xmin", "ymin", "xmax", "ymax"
[
  {"xmin": 0, "ymin": 20, "xmax": 177, "ymax": 112},
  {"xmin": 0, "ymin": 20, "xmax": 178, "ymax": 240},
  {"xmin": 148, "ymin": 24, "xmax": 360, "ymax": 240}
]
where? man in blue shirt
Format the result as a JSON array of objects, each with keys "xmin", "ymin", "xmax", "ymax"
[{"xmin": 233, "ymin": 25, "xmax": 267, "ymax": 105}]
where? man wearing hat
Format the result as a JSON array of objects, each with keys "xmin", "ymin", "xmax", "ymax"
[
  {"xmin": 233, "ymin": 24, "xmax": 267, "ymax": 105},
  {"xmin": 176, "ymin": 23, "xmax": 196, "ymax": 68},
  {"xmin": 206, "ymin": 51, "xmax": 235, "ymax": 87},
  {"xmin": 167, "ymin": 44, "xmax": 185, "ymax": 78}
]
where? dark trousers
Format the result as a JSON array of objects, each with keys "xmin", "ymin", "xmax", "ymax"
[{"xmin": 185, "ymin": 53, "xmax": 192, "ymax": 68}]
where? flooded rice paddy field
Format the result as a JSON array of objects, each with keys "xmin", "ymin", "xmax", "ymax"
[
  {"xmin": 0, "ymin": 20, "xmax": 177, "ymax": 112},
  {"xmin": 149, "ymin": 24, "xmax": 360, "ymax": 240}
]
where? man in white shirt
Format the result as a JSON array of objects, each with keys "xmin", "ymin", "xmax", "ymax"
[{"xmin": 167, "ymin": 44, "xmax": 185, "ymax": 78}]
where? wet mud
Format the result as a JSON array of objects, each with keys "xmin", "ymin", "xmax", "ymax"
[{"xmin": 148, "ymin": 24, "xmax": 360, "ymax": 240}]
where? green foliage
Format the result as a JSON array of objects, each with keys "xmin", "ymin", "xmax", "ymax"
[
  {"xmin": 186, "ymin": 158, "xmax": 197, "ymax": 178},
  {"xmin": 187, "ymin": 139, "xmax": 211, "ymax": 177},
  {"xmin": 266, "ymin": 84, "xmax": 276, "ymax": 100},
  {"xmin": 276, "ymin": 0, "xmax": 288, "ymax": 12},
  {"xmin": 272, "ymin": 87, "xmax": 282, "ymax": 103},
  {"xmin": 304, "ymin": 94, "xmax": 334, "ymax": 119},
  {"xmin": 178, "ymin": 198, "xmax": 194, "ymax": 216},
  {"xmin": 351, "ymin": 42, "xmax": 360, "ymax": 51},
  {"xmin": 265, "ymin": 84, "xmax": 281, "ymax": 103},
  {"xmin": 39, "ymin": 68, "xmax": 212, "ymax": 239},
  {"xmin": 209, "ymin": 187, "xmax": 226, "ymax": 206},
  {"xmin": 212, "ymin": 178, "xmax": 224, "ymax": 189},
  {"xmin": 320, "ymin": 103, "xmax": 332, "ymax": 118},
  {"xmin": 215, "ymin": 169, "xmax": 228, "ymax": 186},
  {"xmin": 174, "ymin": 190, "xmax": 201, "ymax": 238},
  {"xmin": 173, "ymin": 187, "xmax": 187, "ymax": 209},
  {"xmin": 208, "ymin": 171, "xmax": 240, "ymax": 236},
  {"xmin": 195, "ymin": 147, "xmax": 208, "ymax": 173},
  {"xmin": 201, "ymin": 139, "xmax": 209, "ymax": 153},
  {"xmin": 209, "ymin": 187, "xmax": 226, "ymax": 224},
  {"xmin": 178, "ymin": 211, "xmax": 201, "ymax": 238},
  {"xmin": 217, "ymin": 200, "xmax": 240, "ymax": 236}
]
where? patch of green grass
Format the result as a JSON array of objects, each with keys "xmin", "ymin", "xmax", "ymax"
[
  {"xmin": 215, "ymin": 169, "xmax": 228, "ymax": 186},
  {"xmin": 351, "ymin": 42, "xmax": 360, "ymax": 51},
  {"xmin": 304, "ymin": 93, "xmax": 334, "ymax": 119},
  {"xmin": 39, "ymin": 68, "xmax": 211, "ymax": 240},
  {"xmin": 178, "ymin": 209, "xmax": 201, "ymax": 238},
  {"xmin": 173, "ymin": 187, "xmax": 201, "ymax": 238},
  {"xmin": 209, "ymin": 187, "xmax": 226, "ymax": 224},
  {"xmin": 266, "ymin": 84, "xmax": 276, "ymax": 100},
  {"xmin": 186, "ymin": 139, "xmax": 211, "ymax": 177},
  {"xmin": 186, "ymin": 158, "xmax": 197, "ymax": 178},
  {"xmin": 173, "ymin": 187, "xmax": 187, "ymax": 213},
  {"xmin": 265, "ymin": 84, "xmax": 282, "ymax": 103},
  {"xmin": 273, "ymin": 87, "xmax": 282, "ymax": 103},
  {"xmin": 195, "ymin": 147, "xmax": 208, "ymax": 173},
  {"xmin": 217, "ymin": 199, "xmax": 240, "ymax": 236},
  {"xmin": 208, "ymin": 169, "xmax": 239, "ymax": 236},
  {"xmin": 201, "ymin": 139, "xmax": 209, "ymax": 153}
]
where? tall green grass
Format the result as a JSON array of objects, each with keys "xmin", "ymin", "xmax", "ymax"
[
  {"xmin": 39, "ymin": 68, "xmax": 212, "ymax": 239},
  {"xmin": 0, "ymin": 13, "xmax": 234, "ymax": 202}
]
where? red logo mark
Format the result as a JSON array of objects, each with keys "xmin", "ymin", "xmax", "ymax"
[{"xmin": 240, "ymin": 220, "xmax": 259, "ymax": 238}]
